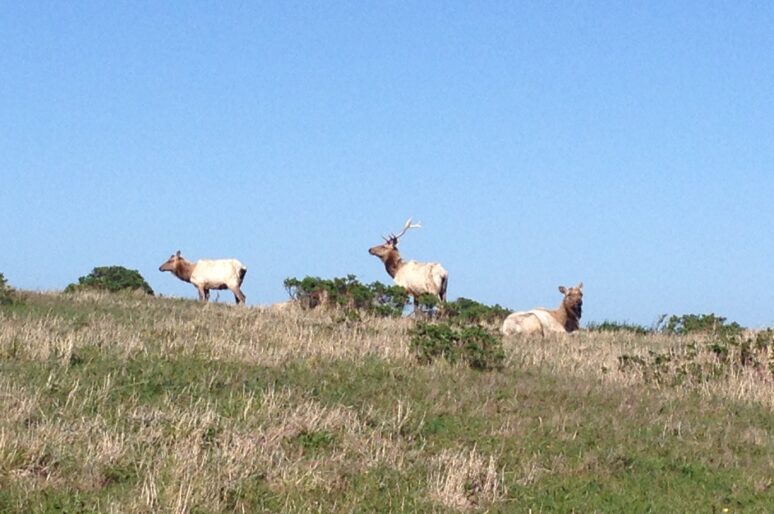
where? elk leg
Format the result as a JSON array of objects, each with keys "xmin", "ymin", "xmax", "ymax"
[
  {"xmin": 231, "ymin": 287, "xmax": 245, "ymax": 304},
  {"xmin": 197, "ymin": 287, "xmax": 206, "ymax": 301},
  {"xmin": 204, "ymin": 289, "xmax": 210, "ymax": 301},
  {"xmin": 434, "ymin": 294, "xmax": 445, "ymax": 317}
]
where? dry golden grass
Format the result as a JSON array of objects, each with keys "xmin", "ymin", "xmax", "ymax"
[
  {"xmin": 0, "ymin": 293, "xmax": 414, "ymax": 365},
  {"xmin": 504, "ymin": 331, "xmax": 773, "ymax": 409},
  {"xmin": 0, "ymin": 291, "xmax": 771, "ymax": 512},
  {"xmin": 429, "ymin": 447, "xmax": 506, "ymax": 511}
]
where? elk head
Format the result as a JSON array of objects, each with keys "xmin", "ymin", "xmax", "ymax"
[
  {"xmin": 368, "ymin": 218, "xmax": 422, "ymax": 261},
  {"xmin": 159, "ymin": 250, "xmax": 184, "ymax": 272},
  {"xmin": 559, "ymin": 282, "xmax": 583, "ymax": 319}
]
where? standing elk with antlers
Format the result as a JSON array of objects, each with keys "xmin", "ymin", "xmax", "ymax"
[{"xmin": 368, "ymin": 219, "xmax": 448, "ymax": 309}]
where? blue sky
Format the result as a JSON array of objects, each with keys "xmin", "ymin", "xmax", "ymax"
[{"xmin": 2, "ymin": 2, "xmax": 772, "ymax": 327}]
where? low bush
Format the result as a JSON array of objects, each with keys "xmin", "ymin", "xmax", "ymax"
[
  {"xmin": 0, "ymin": 272, "xmax": 21, "ymax": 306},
  {"xmin": 413, "ymin": 293, "xmax": 442, "ymax": 317},
  {"xmin": 409, "ymin": 322, "xmax": 505, "ymax": 371},
  {"xmin": 442, "ymin": 297, "xmax": 512, "ymax": 326},
  {"xmin": 65, "ymin": 266, "xmax": 154, "ymax": 295},
  {"xmin": 283, "ymin": 275, "xmax": 409, "ymax": 317},
  {"xmin": 587, "ymin": 320, "xmax": 649, "ymax": 335},
  {"xmin": 283, "ymin": 276, "xmax": 513, "ymax": 323},
  {"xmin": 656, "ymin": 313, "xmax": 743, "ymax": 337},
  {"xmin": 618, "ymin": 330, "xmax": 772, "ymax": 386}
]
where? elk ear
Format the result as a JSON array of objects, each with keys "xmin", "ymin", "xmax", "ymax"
[
  {"xmin": 558, "ymin": 286, "xmax": 567, "ymax": 294},
  {"xmin": 577, "ymin": 282, "xmax": 583, "ymax": 290},
  {"xmin": 176, "ymin": 250, "xmax": 181, "ymax": 257}
]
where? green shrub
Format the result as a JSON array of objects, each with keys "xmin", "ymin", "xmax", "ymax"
[
  {"xmin": 283, "ymin": 276, "xmax": 514, "ymax": 322},
  {"xmin": 284, "ymin": 276, "xmax": 332, "ymax": 309},
  {"xmin": 617, "ymin": 330, "xmax": 772, "ymax": 386},
  {"xmin": 587, "ymin": 320, "xmax": 649, "ymax": 335},
  {"xmin": 65, "ymin": 266, "xmax": 154, "ymax": 295},
  {"xmin": 414, "ymin": 293, "xmax": 442, "ymax": 317},
  {"xmin": 442, "ymin": 297, "xmax": 512, "ymax": 326},
  {"xmin": 283, "ymin": 275, "xmax": 409, "ymax": 317},
  {"xmin": 0, "ymin": 272, "xmax": 21, "ymax": 306},
  {"xmin": 656, "ymin": 313, "xmax": 743, "ymax": 337},
  {"xmin": 369, "ymin": 281, "xmax": 411, "ymax": 317},
  {"xmin": 409, "ymin": 322, "xmax": 505, "ymax": 371}
]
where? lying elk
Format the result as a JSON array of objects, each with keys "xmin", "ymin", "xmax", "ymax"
[
  {"xmin": 159, "ymin": 250, "xmax": 247, "ymax": 304},
  {"xmin": 368, "ymin": 219, "xmax": 448, "ymax": 309},
  {"xmin": 501, "ymin": 283, "xmax": 583, "ymax": 336}
]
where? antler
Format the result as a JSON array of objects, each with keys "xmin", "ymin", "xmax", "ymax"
[{"xmin": 385, "ymin": 218, "xmax": 422, "ymax": 243}]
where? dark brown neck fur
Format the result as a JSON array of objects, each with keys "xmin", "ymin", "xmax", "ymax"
[
  {"xmin": 550, "ymin": 302, "xmax": 581, "ymax": 332},
  {"xmin": 172, "ymin": 259, "xmax": 195, "ymax": 283},
  {"xmin": 381, "ymin": 250, "xmax": 404, "ymax": 279}
]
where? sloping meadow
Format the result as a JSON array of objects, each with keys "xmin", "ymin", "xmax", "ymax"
[{"xmin": 0, "ymin": 292, "xmax": 771, "ymax": 513}]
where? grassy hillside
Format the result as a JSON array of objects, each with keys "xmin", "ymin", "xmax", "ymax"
[{"xmin": 1, "ymin": 292, "xmax": 771, "ymax": 513}]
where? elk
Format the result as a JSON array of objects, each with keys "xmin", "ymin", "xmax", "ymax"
[
  {"xmin": 368, "ymin": 219, "xmax": 448, "ymax": 308},
  {"xmin": 159, "ymin": 251, "xmax": 247, "ymax": 304},
  {"xmin": 501, "ymin": 283, "xmax": 583, "ymax": 336}
]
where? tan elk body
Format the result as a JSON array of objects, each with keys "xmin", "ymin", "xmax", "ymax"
[
  {"xmin": 501, "ymin": 283, "xmax": 583, "ymax": 336},
  {"xmin": 368, "ymin": 219, "xmax": 448, "ymax": 304},
  {"xmin": 159, "ymin": 251, "xmax": 247, "ymax": 304}
]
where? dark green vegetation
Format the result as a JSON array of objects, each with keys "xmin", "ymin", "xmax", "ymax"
[
  {"xmin": 618, "ymin": 329, "xmax": 774, "ymax": 386},
  {"xmin": 441, "ymin": 297, "xmax": 512, "ymax": 326},
  {"xmin": 587, "ymin": 320, "xmax": 650, "ymax": 335},
  {"xmin": 0, "ymin": 292, "xmax": 771, "ymax": 513},
  {"xmin": 409, "ymin": 322, "xmax": 505, "ymax": 370},
  {"xmin": 657, "ymin": 313, "xmax": 744, "ymax": 337},
  {"xmin": 0, "ymin": 273, "xmax": 22, "ymax": 306},
  {"xmin": 64, "ymin": 266, "xmax": 154, "ymax": 295},
  {"xmin": 588, "ymin": 314, "xmax": 745, "ymax": 338},
  {"xmin": 284, "ymin": 275, "xmax": 410, "ymax": 316},
  {"xmin": 284, "ymin": 275, "xmax": 512, "ymax": 324}
]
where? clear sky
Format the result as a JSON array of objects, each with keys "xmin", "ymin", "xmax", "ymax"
[{"xmin": 2, "ymin": 2, "xmax": 773, "ymax": 327}]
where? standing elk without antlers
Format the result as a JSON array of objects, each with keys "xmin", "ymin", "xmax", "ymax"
[
  {"xmin": 159, "ymin": 251, "xmax": 247, "ymax": 304},
  {"xmin": 368, "ymin": 218, "xmax": 448, "ymax": 310}
]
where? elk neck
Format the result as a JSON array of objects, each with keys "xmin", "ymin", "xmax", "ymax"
[
  {"xmin": 550, "ymin": 301, "xmax": 581, "ymax": 332},
  {"xmin": 172, "ymin": 259, "xmax": 196, "ymax": 283},
  {"xmin": 381, "ymin": 250, "xmax": 404, "ymax": 279}
]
